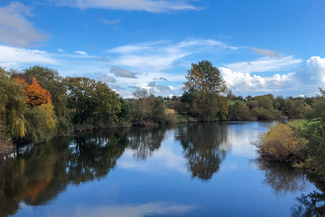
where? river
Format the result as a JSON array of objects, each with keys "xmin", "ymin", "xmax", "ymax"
[{"xmin": 0, "ymin": 122, "xmax": 324, "ymax": 217}]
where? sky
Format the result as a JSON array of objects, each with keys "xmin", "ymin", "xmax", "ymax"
[{"xmin": 0, "ymin": 0, "xmax": 325, "ymax": 98}]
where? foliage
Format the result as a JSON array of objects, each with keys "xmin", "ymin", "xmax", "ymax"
[
  {"xmin": 14, "ymin": 77, "xmax": 52, "ymax": 107},
  {"xmin": 130, "ymin": 89, "xmax": 167, "ymax": 125},
  {"xmin": 258, "ymin": 95, "xmax": 274, "ymax": 111},
  {"xmin": 11, "ymin": 66, "xmax": 68, "ymax": 117},
  {"xmin": 228, "ymin": 101, "xmax": 253, "ymax": 121},
  {"xmin": 216, "ymin": 95, "xmax": 229, "ymax": 121},
  {"xmin": 65, "ymin": 77, "xmax": 121, "ymax": 126},
  {"xmin": 255, "ymin": 123, "xmax": 308, "ymax": 162},
  {"xmin": 251, "ymin": 107, "xmax": 275, "ymax": 120},
  {"xmin": 24, "ymin": 105, "xmax": 57, "ymax": 143},
  {"xmin": 274, "ymin": 96, "xmax": 285, "ymax": 111},
  {"xmin": 189, "ymin": 91, "xmax": 220, "ymax": 120},
  {"xmin": 183, "ymin": 60, "xmax": 227, "ymax": 94},
  {"xmin": 247, "ymin": 100, "xmax": 258, "ymax": 109},
  {"xmin": 0, "ymin": 117, "xmax": 12, "ymax": 153},
  {"xmin": 0, "ymin": 68, "xmax": 26, "ymax": 138},
  {"xmin": 284, "ymin": 98, "xmax": 309, "ymax": 119},
  {"xmin": 118, "ymin": 97, "xmax": 130, "ymax": 119}
]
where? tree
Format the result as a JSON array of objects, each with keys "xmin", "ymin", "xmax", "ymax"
[
  {"xmin": 130, "ymin": 89, "xmax": 167, "ymax": 125},
  {"xmin": 117, "ymin": 97, "xmax": 130, "ymax": 119},
  {"xmin": 0, "ymin": 68, "xmax": 26, "ymax": 138},
  {"xmin": 228, "ymin": 101, "xmax": 252, "ymax": 121},
  {"xmin": 258, "ymin": 95, "xmax": 273, "ymax": 111},
  {"xmin": 183, "ymin": 60, "xmax": 227, "ymax": 94},
  {"xmin": 181, "ymin": 61, "xmax": 228, "ymax": 119},
  {"xmin": 14, "ymin": 77, "xmax": 52, "ymax": 107},
  {"xmin": 11, "ymin": 66, "xmax": 67, "ymax": 116},
  {"xmin": 65, "ymin": 77, "xmax": 121, "ymax": 125}
]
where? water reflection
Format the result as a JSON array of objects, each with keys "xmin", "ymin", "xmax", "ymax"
[
  {"xmin": 255, "ymin": 160, "xmax": 308, "ymax": 195},
  {"xmin": 74, "ymin": 203, "xmax": 193, "ymax": 217},
  {"xmin": 2, "ymin": 122, "xmax": 325, "ymax": 217},
  {"xmin": 0, "ymin": 129, "xmax": 129, "ymax": 217},
  {"xmin": 175, "ymin": 123, "xmax": 229, "ymax": 181},
  {"xmin": 291, "ymin": 174, "xmax": 325, "ymax": 217},
  {"xmin": 255, "ymin": 159, "xmax": 325, "ymax": 216},
  {"xmin": 127, "ymin": 127, "xmax": 166, "ymax": 160}
]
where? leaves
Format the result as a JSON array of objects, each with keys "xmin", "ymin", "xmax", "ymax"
[
  {"xmin": 14, "ymin": 77, "xmax": 52, "ymax": 107},
  {"xmin": 183, "ymin": 60, "xmax": 227, "ymax": 94}
]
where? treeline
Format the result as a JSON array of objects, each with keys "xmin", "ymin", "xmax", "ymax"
[
  {"xmin": 166, "ymin": 60, "xmax": 315, "ymax": 122},
  {"xmin": 0, "ymin": 61, "xmax": 322, "ymax": 148},
  {"xmin": 0, "ymin": 66, "xmax": 173, "ymax": 148}
]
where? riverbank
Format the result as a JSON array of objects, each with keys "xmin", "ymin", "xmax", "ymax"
[
  {"xmin": 255, "ymin": 120, "xmax": 325, "ymax": 178},
  {"xmin": 2, "ymin": 112, "xmax": 289, "ymax": 155}
]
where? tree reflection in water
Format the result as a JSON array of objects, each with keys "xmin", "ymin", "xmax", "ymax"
[
  {"xmin": 127, "ymin": 127, "xmax": 166, "ymax": 160},
  {"xmin": 291, "ymin": 174, "xmax": 325, "ymax": 217},
  {"xmin": 255, "ymin": 160, "xmax": 308, "ymax": 195},
  {"xmin": 175, "ymin": 123, "xmax": 229, "ymax": 181},
  {"xmin": 255, "ymin": 159, "xmax": 325, "ymax": 216},
  {"xmin": 0, "ymin": 128, "xmax": 130, "ymax": 217}
]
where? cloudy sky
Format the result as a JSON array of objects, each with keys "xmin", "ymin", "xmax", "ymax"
[{"xmin": 0, "ymin": 0, "xmax": 324, "ymax": 98}]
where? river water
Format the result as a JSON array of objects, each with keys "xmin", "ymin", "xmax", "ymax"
[{"xmin": 1, "ymin": 122, "xmax": 324, "ymax": 217}]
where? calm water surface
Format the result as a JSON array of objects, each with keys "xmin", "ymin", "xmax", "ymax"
[{"xmin": 1, "ymin": 122, "xmax": 325, "ymax": 217}]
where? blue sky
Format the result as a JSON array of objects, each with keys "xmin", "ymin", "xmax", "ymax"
[{"xmin": 0, "ymin": 0, "xmax": 324, "ymax": 97}]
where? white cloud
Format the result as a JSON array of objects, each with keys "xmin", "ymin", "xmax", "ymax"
[
  {"xmin": 221, "ymin": 56, "xmax": 325, "ymax": 96},
  {"xmin": 108, "ymin": 39, "xmax": 237, "ymax": 73},
  {"xmin": 253, "ymin": 47, "xmax": 280, "ymax": 58},
  {"xmin": 58, "ymin": 49, "xmax": 64, "ymax": 52},
  {"xmin": 0, "ymin": 2, "xmax": 47, "ymax": 47},
  {"xmin": 53, "ymin": 0, "xmax": 200, "ymax": 13},
  {"xmin": 296, "ymin": 56, "xmax": 325, "ymax": 83},
  {"xmin": 99, "ymin": 19, "xmax": 121, "ymax": 25},
  {"xmin": 75, "ymin": 51, "xmax": 87, "ymax": 55},
  {"xmin": 225, "ymin": 56, "xmax": 303, "ymax": 74},
  {"xmin": 220, "ymin": 67, "xmax": 295, "ymax": 92},
  {"xmin": 0, "ymin": 45, "xmax": 56, "ymax": 68}
]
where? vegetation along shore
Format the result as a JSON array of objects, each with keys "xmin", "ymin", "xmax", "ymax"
[{"xmin": 1, "ymin": 60, "xmax": 324, "ymax": 177}]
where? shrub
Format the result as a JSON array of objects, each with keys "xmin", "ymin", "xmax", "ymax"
[
  {"xmin": 228, "ymin": 101, "xmax": 252, "ymax": 121},
  {"xmin": 255, "ymin": 123, "xmax": 308, "ymax": 162},
  {"xmin": 247, "ymin": 100, "xmax": 258, "ymax": 109},
  {"xmin": 166, "ymin": 113, "xmax": 177, "ymax": 125},
  {"xmin": 251, "ymin": 107, "xmax": 274, "ymax": 120}
]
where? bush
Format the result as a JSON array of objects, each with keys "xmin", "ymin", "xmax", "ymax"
[
  {"xmin": 251, "ymin": 107, "xmax": 274, "ymax": 120},
  {"xmin": 166, "ymin": 113, "xmax": 177, "ymax": 125},
  {"xmin": 247, "ymin": 100, "xmax": 258, "ymax": 109},
  {"xmin": 255, "ymin": 123, "xmax": 308, "ymax": 162},
  {"xmin": 228, "ymin": 101, "xmax": 252, "ymax": 121}
]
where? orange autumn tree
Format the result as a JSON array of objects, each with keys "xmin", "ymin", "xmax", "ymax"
[{"xmin": 14, "ymin": 77, "xmax": 52, "ymax": 107}]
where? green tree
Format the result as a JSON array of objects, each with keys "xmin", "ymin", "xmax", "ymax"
[
  {"xmin": 65, "ymin": 77, "xmax": 121, "ymax": 126},
  {"xmin": 11, "ymin": 66, "xmax": 73, "ymax": 135},
  {"xmin": 228, "ymin": 101, "xmax": 252, "ymax": 121},
  {"xmin": 183, "ymin": 60, "xmax": 227, "ymax": 94},
  {"xmin": 258, "ymin": 95, "xmax": 274, "ymax": 111},
  {"xmin": 130, "ymin": 89, "xmax": 167, "ymax": 125},
  {"xmin": 0, "ymin": 68, "xmax": 26, "ymax": 138}
]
